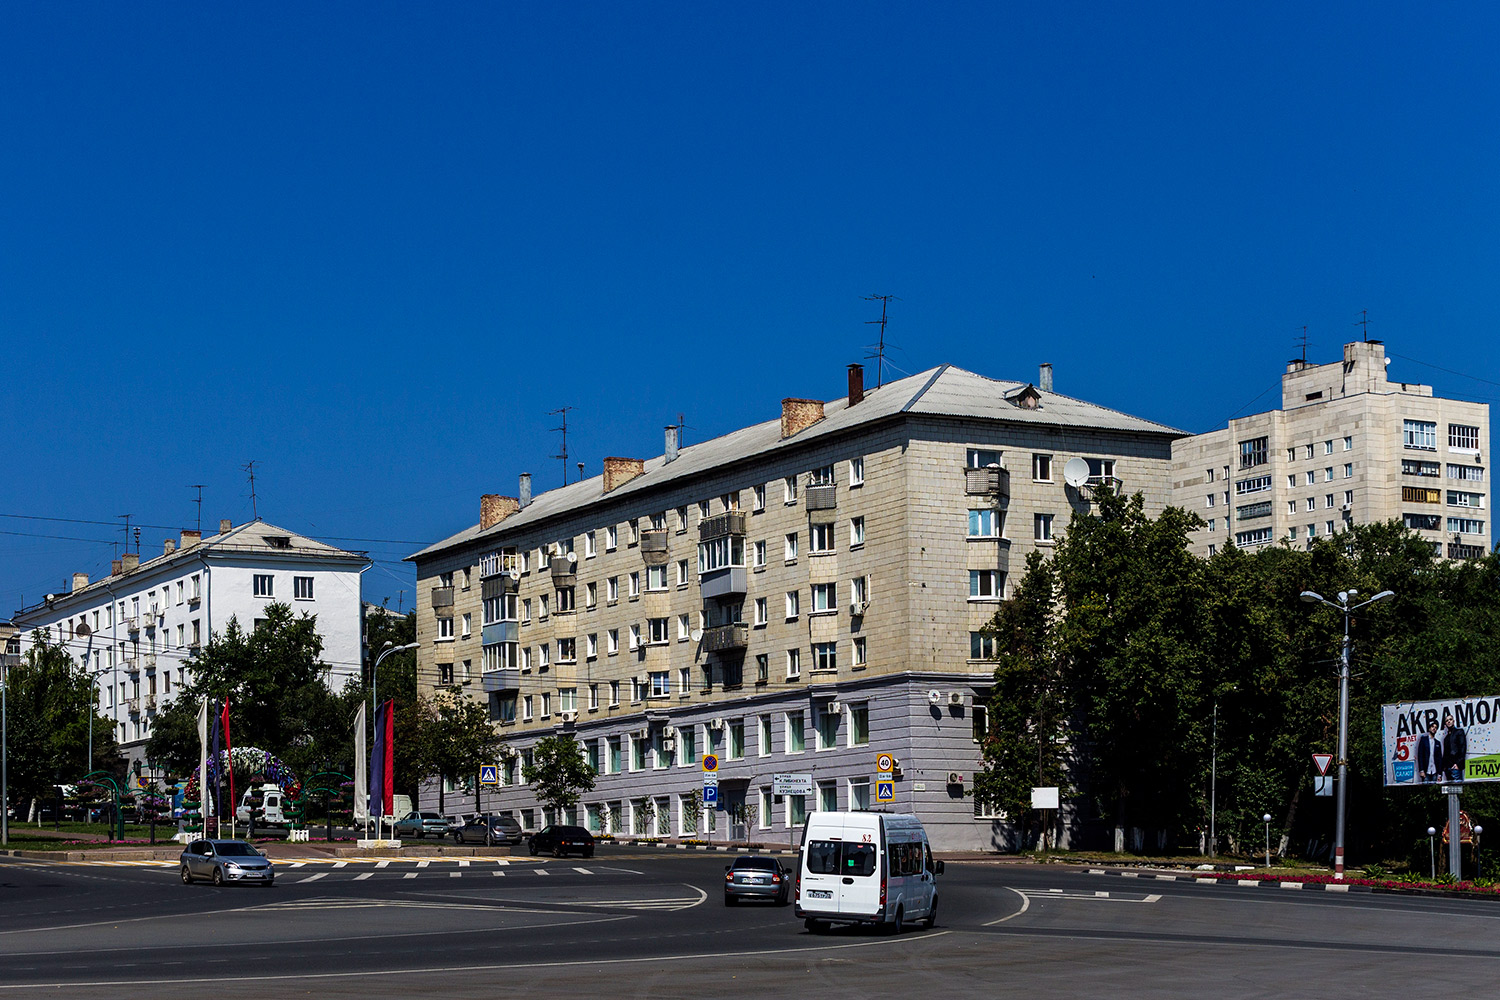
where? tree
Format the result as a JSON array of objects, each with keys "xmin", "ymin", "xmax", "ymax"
[
  {"xmin": 6, "ymin": 634, "xmax": 119, "ymax": 815},
  {"xmin": 400, "ymin": 687, "xmax": 506, "ymax": 809},
  {"xmin": 521, "ymin": 736, "xmax": 596, "ymax": 816}
]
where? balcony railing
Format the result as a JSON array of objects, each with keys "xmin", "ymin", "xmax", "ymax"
[
  {"xmin": 550, "ymin": 559, "xmax": 577, "ymax": 585},
  {"xmin": 965, "ymin": 466, "xmax": 1011, "ymax": 497},
  {"xmin": 640, "ymin": 529, "xmax": 670, "ymax": 566},
  {"xmin": 430, "ymin": 586, "xmax": 455, "ymax": 608},
  {"xmin": 126, "ymin": 698, "xmax": 140, "ymax": 715},
  {"xmin": 703, "ymin": 623, "xmax": 749, "ymax": 652},
  {"xmin": 805, "ymin": 484, "xmax": 837, "ymax": 510},
  {"xmin": 699, "ymin": 510, "xmax": 748, "ymax": 541}
]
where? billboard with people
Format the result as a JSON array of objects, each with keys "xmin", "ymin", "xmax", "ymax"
[{"xmin": 1381, "ymin": 697, "xmax": 1499, "ymax": 786}]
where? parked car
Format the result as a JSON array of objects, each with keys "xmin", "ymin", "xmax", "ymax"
[
  {"xmin": 445, "ymin": 814, "xmax": 468, "ymax": 838},
  {"xmin": 724, "ymin": 855, "xmax": 790, "ymax": 906},
  {"xmin": 393, "ymin": 810, "xmax": 449, "ymax": 838},
  {"xmin": 179, "ymin": 839, "xmax": 275, "ymax": 887},
  {"xmin": 528, "ymin": 824, "xmax": 595, "ymax": 858},
  {"xmin": 455, "ymin": 813, "xmax": 523, "ymax": 845}
]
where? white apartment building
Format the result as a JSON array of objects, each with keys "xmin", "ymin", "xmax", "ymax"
[
  {"xmin": 13, "ymin": 519, "xmax": 369, "ymax": 762},
  {"xmin": 1173, "ymin": 340, "xmax": 1490, "ymax": 559},
  {"xmin": 409, "ymin": 362, "xmax": 1182, "ymax": 850}
]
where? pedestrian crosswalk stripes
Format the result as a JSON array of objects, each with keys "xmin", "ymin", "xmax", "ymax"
[{"xmin": 57, "ymin": 856, "xmax": 525, "ymax": 869}]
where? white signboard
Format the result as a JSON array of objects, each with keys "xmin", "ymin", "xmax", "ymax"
[
  {"xmin": 1031, "ymin": 786, "xmax": 1060, "ymax": 810},
  {"xmin": 1381, "ymin": 696, "xmax": 1500, "ymax": 786},
  {"xmin": 771, "ymin": 773, "xmax": 814, "ymax": 796}
]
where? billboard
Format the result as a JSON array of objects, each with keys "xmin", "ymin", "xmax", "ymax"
[{"xmin": 1381, "ymin": 696, "xmax": 1500, "ymax": 786}]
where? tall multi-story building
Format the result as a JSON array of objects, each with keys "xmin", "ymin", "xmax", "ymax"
[
  {"xmin": 409, "ymin": 363, "xmax": 1181, "ymax": 850},
  {"xmin": 12, "ymin": 519, "xmax": 369, "ymax": 764},
  {"xmin": 1173, "ymin": 340, "xmax": 1490, "ymax": 559}
]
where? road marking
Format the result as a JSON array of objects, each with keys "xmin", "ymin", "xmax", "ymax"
[
  {"xmin": 289, "ymin": 862, "xmax": 306, "ymax": 868},
  {"xmin": 574, "ymin": 867, "xmax": 592, "ymax": 875},
  {"xmin": 450, "ymin": 872, "xmax": 461, "ymax": 878},
  {"xmin": 333, "ymin": 861, "xmax": 348, "ymax": 868},
  {"xmin": 535, "ymin": 868, "xmax": 549, "ymax": 876},
  {"xmin": 403, "ymin": 873, "xmax": 418, "ymax": 879},
  {"xmin": 417, "ymin": 861, "xmax": 430, "ymax": 868},
  {"xmin": 376, "ymin": 861, "xmax": 390, "ymax": 868},
  {"xmin": 354, "ymin": 873, "xmax": 373, "ymax": 881},
  {"xmin": 494, "ymin": 859, "xmax": 510, "ymax": 867},
  {"xmin": 492, "ymin": 870, "xmax": 505, "ymax": 877},
  {"xmin": 296, "ymin": 873, "xmax": 327, "ymax": 884}
]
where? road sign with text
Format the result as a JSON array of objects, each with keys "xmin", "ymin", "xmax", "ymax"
[{"xmin": 771, "ymin": 773, "xmax": 813, "ymax": 795}]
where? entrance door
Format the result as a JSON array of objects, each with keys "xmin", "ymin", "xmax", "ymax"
[{"xmin": 724, "ymin": 788, "xmax": 747, "ymax": 842}]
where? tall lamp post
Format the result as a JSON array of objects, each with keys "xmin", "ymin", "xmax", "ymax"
[
  {"xmin": 370, "ymin": 640, "xmax": 418, "ymax": 838},
  {"xmin": 1300, "ymin": 588, "xmax": 1394, "ymax": 880},
  {"xmin": 2, "ymin": 649, "xmax": 9, "ymax": 846},
  {"xmin": 1210, "ymin": 684, "xmax": 1238, "ymax": 857}
]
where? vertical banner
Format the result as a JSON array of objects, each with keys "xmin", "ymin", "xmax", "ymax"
[
  {"xmin": 221, "ymin": 698, "xmax": 235, "ymax": 816},
  {"xmin": 197, "ymin": 698, "xmax": 210, "ymax": 817},
  {"xmin": 369, "ymin": 701, "xmax": 386, "ymax": 823},
  {"xmin": 353, "ymin": 702, "xmax": 368, "ymax": 823},
  {"xmin": 381, "ymin": 699, "xmax": 395, "ymax": 818},
  {"xmin": 210, "ymin": 699, "xmax": 222, "ymax": 818}
]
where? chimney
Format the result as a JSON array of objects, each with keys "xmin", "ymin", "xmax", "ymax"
[
  {"xmin": 519, "ymin": 473, "xmax": 532, "ymax": 508},
  {"xmin": 1039, "ymin": 363, "xmax": 1053, "ymax": 393},
  {"xmin": 780, "ymin": 398, "xmax": 825, "ymax": 439},
  {"xmin": 71, "ymin": 572, "xmax": 89, "ymax": 593},
  {"xmin": 111, "ymin": 559, "xmax": 123, "ymax": 577},
  {"xmin": 847, "ymin": 364, "xmax": 864, "ymax": 407},
  {"xmin": 664, "ymin": 426, "xmax": 680, "ymax": 464},
  {"xmin": 121, "ymin": 553, "xmax": 140, "ymax": 573},
  {"xmin": 180, "ymin": 529, "xmax": 201, "ymax": 549},
  {"xmin": 219, "ymin": 519, "xmax": 232, "ymax": 534},
  {"xmin": 164, "ymin": 538, "xmax": 177, "ymax": 556},
  {"xmin": 602, "ymin": 457, "xmax": 646, "ymax": 493},
  {"xmin": 480, "ymin": 494, "xmax": 521, "ymax": 531}
]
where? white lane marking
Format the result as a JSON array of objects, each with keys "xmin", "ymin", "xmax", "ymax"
[
  {"xmin": 289, "ymin": 863, "xmax": 306, "ymax": 868},
  {"xmin": 984, "ymin": 886, "xmax": 1030, "ymax": 925},
  {"xmin": 458, "ymin": 860, "xmax": 471, "ymax": 867},
  {"xmin": 574, "ymin": 867, "xmax": 593, "ymax": 875},
  {"xmin": 403, "ymin": 873, "xmax": 418, "ymax": 879},
  {"xmin": 333, "ymin": 862, "xmax": 348, "ymax": 869},
  {"xmin": 417, "ymin": 861, "xmax": 430, "ymax": 868},
  {"xmin": 492, "ymin": 870, "xmax": 505, "ymax": 877},
  {"xmin": 354, "ymin": 873, "xmax": 372, "ymax": 881},
  {"xmin": 494, "ymin": 859, "xmax": 510, "ymax": 867},
  {"xmin": 449, "ymin": 872, "xmax": 461, "ymax": 878},
  {"xmin": 535, "ymin": 868, "xmax": 549, "ymax": 876},
  {"xmin": 376, "ymin": 861, "xmax": 390, "ymax": 868},
  {"xmin": 296, "ymin": 873, "xmax": 327, "ymax": 884}
]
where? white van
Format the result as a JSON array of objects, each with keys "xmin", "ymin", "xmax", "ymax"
[
  {"xmin": 794, "ymin": 812, "xmax": 944, "ymax": 933},
  {"xmin": 235, "ymin": 784, "xmax": 289, "ymax": 825}
]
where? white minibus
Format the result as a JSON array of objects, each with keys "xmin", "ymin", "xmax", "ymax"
[{"xmin": 794, "ymin": 811, "xmax": 943, "ymax": 933}]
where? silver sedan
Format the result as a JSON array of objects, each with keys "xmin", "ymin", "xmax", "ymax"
[{"xmin": 180, "ymin": 839, "xmax": 275, "ymax": 887}]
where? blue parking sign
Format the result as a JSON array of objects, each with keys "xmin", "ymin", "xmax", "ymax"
[{"xmin": 703, "ymin": 785, "xmax": 718, "ymax": 804}]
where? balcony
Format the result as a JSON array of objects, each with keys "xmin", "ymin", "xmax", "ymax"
[
  {"xmin": 550, "ymin": 559, "xmax": 577, "ymax": 586},
  {"xmin": 188, "ymin": 593, "xmax": 201, "ymax": 606},
  {"xmin": 965, "ymin": 466, "xmax": 1011, "ymax": 497},
  {"xmin": 699, "ymin": 510, "xmax": 748, "ymax": 541},
  {"xmin": 125, "ymin": 617, "xmax": 140, "ymax": 634},
  {"xmin": 805, "ymin": 484, "xmax": 837, "ymax": 511},
  {"xmin": 482, "ymin": 577, "xmax": 516, "ymax": 602},
  {"xmin": 142, "ymin": 656, "xmax": 156, "ymax": 673},
  {"xmin": 703, "ymin": 623, "xmax": 749, "ymax": 653},
  {"xmin": 700, "ymin": 566, "xmax": 747, "ymax": 600},
  {"xmin": 123, "ymin": 658, "xmax": 139, "ymax": 676},
  {"xmin": 1450, "ymin": 543, "xmax": 1486, "ymax": 560},
  {"xmin": 640, "ymin": 528, "xmax": 670, "ymax": 566},
  {"xmin": 482, "ymin": 669, "xmax": 522, "ymax": 693},
  {"xmin": 126, "ymin": 698, "xmax": 140, "ymax": 716},
  {"xmin": 145, "ymin": 694, "xmax": 157, "ymax": 712},
  {"xmin": 430, "ymin": 586, "xmax": 455, "ymax": 608}
]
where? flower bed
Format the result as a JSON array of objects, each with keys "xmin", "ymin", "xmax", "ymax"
[{"xmin": 1201, "ymin": 871, "xmax": 1500, "ymax": 895}]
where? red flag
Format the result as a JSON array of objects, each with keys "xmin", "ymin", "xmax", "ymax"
[
  {"xmin": 381, "ymin": 699, "xmax": 395, "ymax": 817},
  {"xmin": 221, "ymin": 698, "xmax": 235, "ymax": 818}
]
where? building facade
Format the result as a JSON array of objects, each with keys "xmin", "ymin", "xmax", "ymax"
[
  {"xmin": 12, "ymin": 519, "xmax": 369, "ymax": 763},
  {"xmin": 1173, "ymin": 341, "xmax": 1490, "ymax": 559},
  {"xmin": 409, "ymin": 363, "xmax": 1181, "ymax": 850}
]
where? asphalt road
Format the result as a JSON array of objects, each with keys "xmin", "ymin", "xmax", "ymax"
[{"xmin": 3, "ymin": 849, "xmax": 1499, "ymax": 998}]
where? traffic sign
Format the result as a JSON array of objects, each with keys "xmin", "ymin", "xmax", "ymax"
[
  {"xmin": 1312, "ymin": 753, "xmax": 1334, "ymax": 776},
  {"xmin": 702, "ymin": 754, "xmax": 719, "ymax": 773},
  {"xmin": 875, "ymin": 780, "xmax": 895, "ymax": 803},
  {"xmin": 479, "ymin": 764, "xmax": 500, "ymax": 786},
  {"xmin": 1313, "ymin": 775, "xmax": 1333, "ymax": 797},
  {"xmin": 771, "ymin": 773, "xmax": 813, "ymax": 795},
  {"xmin": 703, "ymin": 785, "xmax": 718, "ymax": 805},
  {"xmin": 876, "ymin": 753, "xmax": 894, "ymax": 775},
  {"xmin": 702, "ymin": 773, "xmax": 719, "ymax": 787}
]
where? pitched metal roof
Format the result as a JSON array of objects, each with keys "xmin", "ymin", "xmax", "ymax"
[{"xmin": 409, "ymin": 364, "xmax": 1183, "ymax": 561}]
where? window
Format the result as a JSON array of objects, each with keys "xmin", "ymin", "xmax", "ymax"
[
  {"xmin": 728, "ymin": 719, "xmax": 745, "ymax": 759},
  {"xmin": 970, "ymin": 631, "xmax": 997, "ymax": 659},
  {"xmin": 1307, "ymin": 523, "xmax": 1318, "ymax": 538},
  {"xmin": 1236, "ymin": 475, "xmax": 1273, "ymax": 496},
  {"xmin": 851, "ymin": 575, "xmax": 869, "ymax": 606},
  {"xmin": 784, "ymin": 533, "xmax": 798, "ymax": 561},
  {"xmin": 649, "ymin": 671, "xmax": 670, "ymax": 697},
  {"xmin": 680, "ymin": 725, "xmax": 696, "ymax": 764},
  {"xmin": 753, "ymin": 540, "xmax": 767, "ymax": 567},
  {"xmin": 609, "ymin": 680, "xmax": 620, "ymax": 706},
  {"xmin": 538, "ymin": 643, "xmax": 550, "ymax": 668},
  {"xmin": 586, "ymin": 581, "xmax": 597, "ymax": 608},
  {"xmin": 1325, "ymin": 494, "xmax": 1335, "ymax": 509},
  {"xmin": 1449, "ymin": 464, "xmax": 1486, "ymax": 482},
  {"xmin": 1405, "ymin": 419, "xmax": 1437, "ymax": 450},
  {"xmin": 756, "ymin": 654, "xmax": 769, "ymax": 683},
  {"xmin": 813, "ymin": 641, "xmax": 837, "ymax": 672},
  {"xmin": 698, "ymin": 534, "xmax": 745, "ymax": 572},
  {"xmin": 849, "ymin": 778, "xmax": 870, "ymax": 810},
  {"xmin": 557, "ymin": 638, "xmax": 576, "ymax": 663},
  {"xmin": 438, "ymin": 662, "xmax": 454, "ymax": 686},
  {"xmin": 785, "ymin": 591, "xmax": 800, "ymax": 619},
  {"xmin": 1235, "ymin": 527, "xmax": 1273, "ymax": 546},
  {"xmin": 850, "ymin": 516, "xmax": 865, "ymax": 547},
  {"xmin": 786, "ymin": 710, "xmax": 805, "ymax": 752},
  {"xmin": 523, "ymin": 695, "xmax": 534, "ymax": 721},
  {"xmin": 607, "ymin": 629, "xmax": 619, "ymax": 655},
  {"xmin": 808, "ymin": 465, "xmax": 835, "ymax": 487},
  {"xmin": 1450, "ymin": 424, "xmax": 1481, "ymax": 451},
  {"xmin": 437, "ymin": 617, "xmax": 454, "ymax": 640},
  {"xmin": 816, "ymin": 707, "xmax": 839, "ymax": 750},
  {"xmin": 1287, "ymin": 475, "xmax": 1297, "ymax": 489},
  {"xmin": 558, "ymin": 687, "xmax": 577, "ymax": 712},
  {"xmin": 606, "ymin": 525, "xmax": 618, "ymax": 550},
  {"xmin": 522, "ymin": 598, "xmax": 532, "ymax": 622},
  {"xmin": 1205, "ymin": 494, "xmax": 1215, "ymax": 509},
  {"xmin": 970, "ymin": 569, "xmax": 1002, "ymax": 599},
  {"xmin": 784, "ymin": 476, "xmax": 798, "ymax": 504},
  {"xmin": 587, "ymin": 633, "xmax": 598, "ymax": 659},
  {"xmin": 631, "ymin": 735, "xmax": 647, "ymax": 771},
  {"xmin": 293, "ymin": 576, "xmax": 313, "ymax": 600},
  {"xmin": 1345, "ymin": 490, "xmax": 1355, "ymax": 505},
  {"xmin": 646, "ymin": 565, "xmax": 668, "ymax": 591},
  {"xmin": 968, "ymin": 509, "xmax": 998, "ymax": 536},
  {"xmin": 1285, "ymin": 447, "xmax": 1297, "ymax": 463},
  {"xmin": 539, "ymin": 594, "xmax": 549, "ymax": 618},
  {"xmin": 786, "ymin": 649, "xmax": 801, "ymax": 680},
  {"xmin": 651, "ymin": 512, "xmax": 667, "ymax": 531},
  {"xmin": 1344, "ymin": 463, "xmax": 1354, "ymax": 478},
  {"xmin": 676, "ymin": 559, "xmax": 690, "ymax": 586},
  {"xmin": 1448, "ymin": 491, "xmax": 1485, "ymax": 509},
  {"xmin": 754, "ymin": 598, "xmax": 768, "ymax": 626},
  {"xmin": 462, "ymin": 612, "xmax": 473, "ymax": 636},
  {"xmin": 1207, "ymin": 518, "xmax": 1216, "ymax": 532},
  {"xmin": 607, "ymin": 577, "xmax": 619, "ymax": 602},
  {"xmin": 1403, "ymin": 486, "xmax": 1443, "ymax": 503},
  {"xmin": 1306, "ymin": 497, "xmax": 1316, "ymax": 512},
  {"xmin": 1305, "ymin": 471, "xmax": 1316, "ymax": 486},
  {"xmin": 1343, "ymin": 436, "xmax": 1353, "ymax": 451},
  {"xmin": 753, "ymin": 484, "xmax": 766, "ymax": 511},
  {"xmin": 1034, "ymin": 513, "xmax": 1054, "ymax": 541},
  {"xmin": 1324, "ymin": 440, "xmax": 1334, "ymax": 455},
  {"xmin": 811, "ymin": 582, "xmax": 837, "ymax": 613},
  {"xmin": 1449, "ymin": 517, "xmax": 1485, "ymax": 535},
  {"xmin": 1404, "ymin": 459, "xmax": 1440, "ymax": 477},
  {"xmin": 628, "ymin": 572, "xmax": 640, "ymax": 598},
  {"xmin": 1239, "ymin": 437, "xmax": 1268, "ymax": 469},
  {"xmin": 1326, "ymin": 520, "xmax": 1335, "ymax": 536},
  {"xmin": 629, "ymin": 624, "xmax": 641, "ymax": 650},
  {"xmin": 852, "ymin": 636, "xmax": 867, "ymax": 667},
  {"xmin": 1304, "ymin": 444, "xmax": 1314, "ymax": 460},
  {"xmin": 678, "ymin": 666, "xmax": 692, "ymax": 693},
  {"xmin": 849, "ymin": 457, "xmax": 865, "ymax": 486},
  {"xmin": 967, "ymin": 449, "xmax": 1000, "ymax": 469},
  {"xmin": 810, "ymin": 522, "xmax": 834, "ymax": 553},
  {"xmin": 253, "ymin": 574, "xmax": 273, "ymax": 597},
  {"xmin": 697, "ymin": 500, "xmax": 711, "ymax": 519},
  {"xmin": 849, "ymin": 703, "xmax": 869, "ymax": 746},
  {"xmin": 1032, "ymin": 454, "xmax": 1052, "ymax": 481}
]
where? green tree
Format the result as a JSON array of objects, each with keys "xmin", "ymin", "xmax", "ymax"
[
  {"xmin": 6, "ymin": 634, "xmax": 119, "ymax": 815},
  {"xmin": 399, "ymin": 686, "xmax": 506, "ymax": 808},
  {"xmin": 521, "ymin": 736, "xmax": 597, "ymax": 815}
]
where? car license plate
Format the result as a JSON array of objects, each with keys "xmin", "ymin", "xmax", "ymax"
[
  {"xmin": 808, "ymin": 889, "xmax": 833, "ymax": 899},
  {"xmin": 751, "ymin": 877, "xmax": 767, "ymax": 884}
]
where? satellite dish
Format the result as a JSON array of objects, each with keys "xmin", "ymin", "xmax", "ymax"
[
  {"xmin": 927, "ymin": 689, "xmax": 942, "ymax": 705},
  {"xmin": 1063, "ymin": 457, "xmax": 1090, "ymax": 488},
  {"xmin": 690, "ymin": 628, "xmax": 704, "ymax": 642},
  {"xmin": 568, "ymin": 552, "xmax": 578, "ymax": 565},
  {"xmin": 507, "ymin": 568, "xmax": 521, "ymax": 581}
]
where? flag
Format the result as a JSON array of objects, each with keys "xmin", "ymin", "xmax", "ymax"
[
  {"xmin": 197, "ymin": 698, "xmax": 210, "ymax": 818},
  {"xmin": 369, "ymin": 699, "xmax": 389, "ymax": 820},
  {"xmin": 381, "ymin": 699, "xmax": 395, "ymax": 818},
  {"xmin": 210, "ymin": 698, "xmax": 222, "ymax": 817},
  {"xmin": 221, "ymin": 698, "xmax": 235, "ymax": 818},
  {"xmin": 353, "ymin": 702, "xmax": 368, "ymax": 823}
]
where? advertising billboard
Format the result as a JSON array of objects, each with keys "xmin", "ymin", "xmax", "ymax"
[{"xmin": 1381, "ymin": 696, "xmax": 1500, "ymax": 786}]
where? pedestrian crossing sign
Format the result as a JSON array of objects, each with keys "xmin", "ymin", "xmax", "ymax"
[
  {"xmin": 876, "ymin": 780, "xmax": 895, "ymax": 803},
  {"xmin": 479, "ymin": 764, "xmax": 500, "ymax": 786}
]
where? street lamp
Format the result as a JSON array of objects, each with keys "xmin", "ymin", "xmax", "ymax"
[
  {"xmin": 1300, "ymin": 588, "xmax": 1394, "ymax": 879},
  {"xmin": 370, "ymin": 640, "xmax": 418, "ymax": 838},
  {"xmin": 1263, "ymin": 812, "xmax": 1273, "ymax": 869},
  {"xmin": 2, "ymin": 651, "xmax": 9, "ymax": 847},
  {"xmin": 1475, "ymin": 825, "xmax": 1484, "ymax": 878},
  {"xmin": 1428, "ymin": 826, "xmax": 1438, "ymax": 881}
]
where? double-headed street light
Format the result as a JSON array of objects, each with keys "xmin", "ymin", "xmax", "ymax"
[
  {"xmin": 371, "ymin": 640, "xmax": 418, "ymax": 837},
  {"xmin": 1300, "ymin": 587, "xmax": 1395, "ymax": 880}
]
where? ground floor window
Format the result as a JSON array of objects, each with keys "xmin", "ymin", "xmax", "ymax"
[
  {"xmin": 788, "ymin": 794, "xmax": 807, "ymax": 827},
  {"xmin": 587, "ymin": 803, "xmax": 602, "ymax": 833},
  {"xmin": 609, "ymin": 801, "xmax": 623, "ymax": 834},
  {"xmin": 759, "ymin": 787, "xmax": 773, "ymax": 828},
  {"xmin": 818, "ymin": 780, "xmax": 837, "ymax": 813},
  {"xmin": 848, "ymin": 778, "xmax": 870, "ymax": 810}
]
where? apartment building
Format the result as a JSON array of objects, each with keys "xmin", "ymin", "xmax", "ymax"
[
  {"xmin": 1174, "ymin": 340, "xmax": 1490, "ymax": 559},
  {"xmin": 12, "ymin": 519, "xmax": 369, "ymax": 763},
  {"xmin": 409, "ymin": 363, "xmax": 1181, "ymax": 850}
]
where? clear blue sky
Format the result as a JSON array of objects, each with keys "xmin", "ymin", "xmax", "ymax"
[{"xmin": 3, "ymin": 3, "xmax": 1497, "ymax": 615}]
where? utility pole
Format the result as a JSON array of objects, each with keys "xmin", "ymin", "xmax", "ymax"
[{"xmin": 550, "ymin": 407, "xmax": 575, "ymax": 486}]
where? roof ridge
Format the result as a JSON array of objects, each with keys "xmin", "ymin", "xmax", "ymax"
[{"xmin": 900, "ymin": 364, "xmax": 950, "ymax": 412}]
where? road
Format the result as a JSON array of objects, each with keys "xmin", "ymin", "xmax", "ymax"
[{"xmin": 2, "ymin": 848, "xmax": 1498, "ymax": 998}]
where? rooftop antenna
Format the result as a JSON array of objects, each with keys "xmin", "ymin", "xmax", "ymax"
[
  {"xmin": 118, "ymin": 514, "xmax": 132, "ymax": 554},
  {"xmin": 1296, "ymin": 326, "xmax": 1309, "ymax": 362},
  {"xmin": 133, "ymin": 525, "xmax": 141, "ymax": 554},
  {"xmin": 577, "ymin": 462, "xmax": 585, "ymax": 482},
  {"xmin": 1354, "ymin": 309, "xmax": 1370, "ymax": 342},
  {"xmin": 396, "ymin": 590, "xmax": 405, "ymax": 614},
  {"xmin": 863, "ymin": 294, "xmax": 899, "ymax": 389},
  {"xmin": 676, "ymin": 412, "xmax": 687, "ymax": 447},
  {"xmin": 189, "ymin": 485, "xmax": 205, "ymax": 532},
  {"xmin": 243, "ymin": 461, "xmax": 259, "ymax": 520},
  {"xmin": 550, "ymin": 407, "xmax": 575, "ymax": 485}
]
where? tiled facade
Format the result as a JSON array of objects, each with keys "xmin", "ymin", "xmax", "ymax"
[
  {"xmin": 1174, "ymin": 341, "xmax": 1490, "ymax": 559},
  {"xmin": 410, "ymin": 364, "xmax": 1180, "ymax": 850}
]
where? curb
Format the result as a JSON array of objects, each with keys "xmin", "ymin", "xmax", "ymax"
[{"xmin": 1087, "ymin": 868, "xmax": 1368, "ymax": 893}]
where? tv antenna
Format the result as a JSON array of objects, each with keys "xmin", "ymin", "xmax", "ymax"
[
  {"xmin": 118, "ymin": 513, "xmax": 133, "ymax": 553},
  {"xmin": 189, "ymin": 485, "xmax": 205, "ymax": 532},
  {"xmin": 1296, "ymin": 326, "xmax": 1309, "ymax": 362},
  {"xmin": 243, "ymin": 460, "xmax": 259, "ymax": 520},
  {"xmin": 1354, "ymin": 309, "xmax": 1370, "ymax": 342},
  {"xmin": 550, "ymin": 407, "xmax": 575, "ymax": 485},
  {"xmin": 864, "ymin": 294, "xmax": 899, "ymax": 389}
]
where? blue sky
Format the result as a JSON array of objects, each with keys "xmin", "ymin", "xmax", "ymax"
[{"xmin": 3, "ymin": 3, "xmax": 1497, "ymax": 614}]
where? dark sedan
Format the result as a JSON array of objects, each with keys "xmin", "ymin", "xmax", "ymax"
[
  {"xmin": 724, "ymin": 855, "xmax": 789, "ymax": 905},
  {"xmin": 455, "ymin": 813, "xmax": 523, "ymax": 845},
  {"xmin": 179, "ymin": 839, "xmax": 275, "ymax": 887},
  {"xmin": 528, "ymin": 824, "xmax": 595, "ymax": 858}
]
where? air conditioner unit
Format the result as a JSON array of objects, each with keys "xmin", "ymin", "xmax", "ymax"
[
  {"xmin": 1341, "ymin": 503, "xmax": 1351, "ymax": 512},
  {"xmin": 559, "ymin": 711, "xmax": 577, "ymax": 723},
  {"xmin": 662, "ymin": 725, "xmax": 678, "ymax": 737},
  {"xmin": 927, "ymin": 689, "xmax": 942, "ymax": 706},
  {"xmin": 946, "ymin": 772, "xmax": 965, "ymax": 785},
  {"xmin": 826, "ymin": 701, "xmax": 844, "ymax": 716},
  {"xmin": 850, "ymin": 600, "xmax": 869, "ymax": 617},
  {"xmin": 709, "ymin": 717, "xmax": 726, "ymax": 731},
  {"xmin": 948, "ymin": 691, "xmax": 966, "ymax": 707},
  {"xmin": 661, "ymin": 737, "xmax": 677, "ymax": 752},
  {"xmin": 633, "ymin": 728, "xmax": 649, "ymax": 740}
]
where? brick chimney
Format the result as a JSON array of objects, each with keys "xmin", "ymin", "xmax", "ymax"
[
  {"xmin": 480, "ymin": 494, "xmax": 521, "ymax": 531},
  {"xmin": 219, "ymin": 519, "xmax": 233, "ymax": 534},
  {"xmin": 180, "ymin": 529, "xmax": 201, "ymax": 549},
  {"xmin": 71, "ymin": 571, "xmax": 89, "ymax": 593},
  {"xmin": 519, "ymin": 473, "xmax": 532, "ymax": 508},
  {"xmin": 847, "ymin": 365, "xmax": 864, "ymax": 407},
  {"xmin": 780, "ymin": 398, "xmax": 825, "ymax": 439},
  {"xmin": 111, "ymin": 559, "xmax": 123, "ymax": 576},
  {"xmin": 164, "ymin": 538, "xmax": 177, "ymax": 556},
  {"xmin": 1039, "ymin": 363, "xmax": 1053, "ymax": 392},
  {"xmin": 121, "ymin": 553, "xmax": 140, "ymax": 573},
  {"xmin": 602, "ymin": 457, "xmax": 646, "ymax": 493}
]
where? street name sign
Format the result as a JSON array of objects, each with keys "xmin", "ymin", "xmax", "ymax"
[{"xmin": 771, "ymin": 773, "xmax": 813, "ymax": 795}]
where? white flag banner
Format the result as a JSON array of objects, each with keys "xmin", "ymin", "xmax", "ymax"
[
  {"xmin": 353, "ymin": 702, "xmax": 368, "ymax": 823},
  {"xmin": 197, "ymin": 697, "xmax": 211, "ymax": 817}
]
